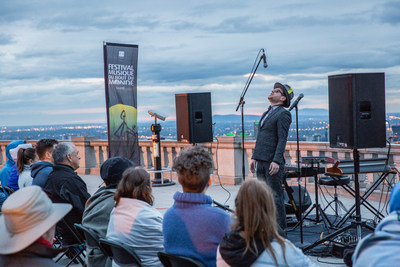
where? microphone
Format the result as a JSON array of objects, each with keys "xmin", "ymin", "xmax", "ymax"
[
  {"xmin": 262, "ymin": 49, "xmax": 268, "ymax": 68},
  {"xmin": 289, "ymin": 93, "xmax": 304, "ymax": 111},
  {"xmin": 213, "ymin": 200, "xmax": 234, "ymax": 213}
]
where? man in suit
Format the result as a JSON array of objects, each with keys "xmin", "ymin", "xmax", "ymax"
[{"xmin": 250, "ymin": 82, "xmax": 293, "ymax": 230}]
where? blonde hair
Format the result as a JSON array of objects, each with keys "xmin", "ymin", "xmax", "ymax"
[{"xmin": 233, "ymin": 179, "xmax": 287, "ymax": 266}]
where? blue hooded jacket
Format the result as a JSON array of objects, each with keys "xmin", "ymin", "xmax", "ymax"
[
  {"xmin": 7, "ymin": 164, "xmax": 20, "ymax": 191},
  {"xmin": 353, "ymin": 182, "xmax": 400, "ymax": 266},
  {"xmin": 0, "ymin": 140, "xmax": 24, "ymax": 190},
  {"xmin": 31, "ymin": 161, "xmax": 54, "ymax": 188},
  {"xmin": 389, "ymin": 182, "xmax": 400, "ymax": 213},
  {"xmin": 0, "ymin": 140, "xmax": 24, "ymax": 210}
]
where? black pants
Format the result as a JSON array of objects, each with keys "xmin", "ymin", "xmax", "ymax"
[{"xmin": 256, "ymin": 161, "xmax": 287, "ymax": 230}]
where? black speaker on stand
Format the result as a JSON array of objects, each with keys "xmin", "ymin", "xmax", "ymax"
[
  {"xmin": 304, "ymin": 72, "xmax": 386, "ymax": 252},
  {"xmin": 175, "ymin": 92, "xmax": 213, "ymax": 144},
  {"xmin": 328, "ymin": 72, "xmax": 386, "ymax": 149}
]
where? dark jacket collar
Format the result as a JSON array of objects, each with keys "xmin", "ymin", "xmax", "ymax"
[
  {"xmin": 219, "ymin": 230, "xmax": 265, "ymax": 267},
  {"xmin": 53, "ymin": 164, "xmax": 76, "ymax": 172}
]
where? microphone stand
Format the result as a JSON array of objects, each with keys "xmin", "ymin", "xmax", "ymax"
[
  {"xmin": 235, "ymin": 49, "xmax": 264, "ymax": 181},
  {"xmin": 294, "ymin": 104, "xmax": 304, "ymax": 244}
]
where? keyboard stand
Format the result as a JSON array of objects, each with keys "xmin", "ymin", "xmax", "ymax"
[{"xmin": 291, "ymin": 160, "xmax": 333, "ymax": 230}]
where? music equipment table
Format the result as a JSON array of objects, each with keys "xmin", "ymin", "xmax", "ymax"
[
  {"xmin": 302, "ymin": 156, "xmax": 395, "ymax": 252},
  {"xmin": 327, "ymin": 157, "xmax": 395, "ymax": 228}
]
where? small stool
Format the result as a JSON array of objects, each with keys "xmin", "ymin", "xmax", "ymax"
[{"xmin": 319, "ymin": 175, "xmax": 350, "ymax": 217}]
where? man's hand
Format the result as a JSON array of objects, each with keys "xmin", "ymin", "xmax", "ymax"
[
  {"xmin": 269, "ymin": 162, "xmax": 280, "ymax": 175},
  {"xmin": 250, "ymin": 159, "xmax": 257, "ymax": 173}
]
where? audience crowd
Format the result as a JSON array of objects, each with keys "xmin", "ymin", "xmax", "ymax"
[{"xmin": 0, "ymin": 140, "xmax": 399, "ymax": 267}]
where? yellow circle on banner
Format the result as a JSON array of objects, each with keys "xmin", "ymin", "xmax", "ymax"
[{"xmin": 108, "ymin": 104, "xmax": 137, "ymax": 139}]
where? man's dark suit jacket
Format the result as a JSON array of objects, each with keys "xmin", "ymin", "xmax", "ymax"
[{"xmin": 252, "ymin": 105, "xmax": 292, "ymax": 165}]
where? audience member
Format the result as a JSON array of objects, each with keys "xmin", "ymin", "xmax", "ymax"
[
  {"xmin": 0, "ymin": 140, "xmax": 23, "ymax": 210},
  {"xmin": 17, "ymin": 147, "xmax": 38, "ymax": 189},
  {"xmin": 352, "ymin": 182, "xmax": 400, "ymax": 266},
  {"xmin": 7, "ymin": 143, "xmax": 32, "ymax": 191},
  {"xmin": 0, "ymin": 186, "xmax": 72, "ymax": 266},
  {"xmin": 0, "ymin": 140, "xmax": 24, "ymax": 187},
  {"xmin": 218, "ymin": 179, "xmax": 317, "ymax": 267},
  {"xmin": 32, "ymin": 138, "xmax": 59, "ymax": 188},
  {"xmin": 107, "ymin": 168, "xmax": 163, "ymax": 267},
  {"xmin": 163, "ymin": 146, "xmax": 231, "ymax": 267},
  {"xmin": 44, "ymin": 142, "xmax": 90, "ymax": 245},
  {"xmin": 83, "ymin": 156, "xmax": 134, "ymax": 267}
]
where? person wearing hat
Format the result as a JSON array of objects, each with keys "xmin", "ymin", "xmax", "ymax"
[
  {"xmin": 250, "ymin": 82, "xmax": 293, "ymax": 231},
  {"xmin": 0, "ymin": 186, "xmax": 72, "ymax": 266},
  {"xmin": 82, "ymin": 156, "xmax": 135, "ymax": 267}
]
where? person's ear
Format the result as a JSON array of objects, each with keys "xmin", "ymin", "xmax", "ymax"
[
  {"xmin": 45, "ymin": 151, "xmax": 52, "ymax": 160},
  {"xmin": 208, "ymin": 178, "xmax": 212, "ymax": 186}
]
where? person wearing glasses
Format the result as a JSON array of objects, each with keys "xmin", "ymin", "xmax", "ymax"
[{"xmin": 250, "ymin": 82, "xmax": 294, "ymax": 231}]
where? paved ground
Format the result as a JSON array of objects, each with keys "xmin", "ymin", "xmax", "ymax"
[{"xmin": 59, "ymin": 174, "xmax": 391, "ymax": 266}]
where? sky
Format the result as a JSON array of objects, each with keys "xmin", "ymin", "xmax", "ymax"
[{"xmin": 0, "ymin": 0, "xmax": 399, "ymax": 126}]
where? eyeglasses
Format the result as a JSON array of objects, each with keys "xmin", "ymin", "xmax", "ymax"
[{"xmin": 272, "ymin": 89, "xmax": 283, "ymax": 95}]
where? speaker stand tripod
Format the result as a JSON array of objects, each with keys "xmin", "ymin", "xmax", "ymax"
[{"xmin": 302, "ymin": 149, "xmax": 375, "ymax": 252}]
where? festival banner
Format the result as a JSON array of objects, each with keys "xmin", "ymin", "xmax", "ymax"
[{"xmin": 103, "ymin": 42, "xmax": 139, "ymax": 165}]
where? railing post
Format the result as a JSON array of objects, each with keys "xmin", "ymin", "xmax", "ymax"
[
  {"xmin": 72, "ymin": 136, "xmax": 97, "ymax": 175},
  {"xmin": 0, "ymin": 143, "xmax": 7, "ymax": 168}
]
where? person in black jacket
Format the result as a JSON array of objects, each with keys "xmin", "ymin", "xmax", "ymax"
[
  {"xmin": 250, "ymin": 82, "xmax": 293, "ymax": 230},
  {"xmin": 44, "ymin": 142, "xmax": 90, "ymax": 245}
]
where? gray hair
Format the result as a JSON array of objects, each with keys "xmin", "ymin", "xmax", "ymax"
[{"xmin": 52, "ymin": 142, "xmax": 75, "ymax": 164}]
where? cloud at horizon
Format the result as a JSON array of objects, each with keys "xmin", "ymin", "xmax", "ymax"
[{"xmin": 0, "ymin": 0, "xmax": 399, "ymax": 126}]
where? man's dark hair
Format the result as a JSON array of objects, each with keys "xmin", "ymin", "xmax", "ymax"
[
  {"xmin": 36, "ymin": 139, "xmax": 59, "ymax": 160},
  {"xmin": 172, "ymin": 146, "xmax": 213, "ymax": 192}
]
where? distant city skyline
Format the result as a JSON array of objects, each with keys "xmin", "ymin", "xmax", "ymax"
[
  {"xmin": 2, "ymin": 112, "xmax": 399, "ymax": 144},
  {"xmin": 1, "ymin": 0, "xmax": 399, "ymax": 126}
]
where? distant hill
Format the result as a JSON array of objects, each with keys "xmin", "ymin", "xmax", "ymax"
[
  {"xmin": 211, "ymin": 108, "xmax": 329, "ymax": 124},
  {"xmin": 212, "ymin": 114, "xmax": 260, "ymax": 123},
  {"xmin": 295, "ymin": 108, "xmax": 329, "ymax": 116}
]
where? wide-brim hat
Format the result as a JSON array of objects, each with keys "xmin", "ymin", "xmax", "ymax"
[
  {"xmin": 274, "ymin": 82, "xmax": 294, "ymax": 108},
  {"xmin": 100, "ymin": 156, "xmax": 135, "ymax": 186},
  {"xmin": 0, "ymin": 186, "xmax": 71, "ymax": 254}
]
